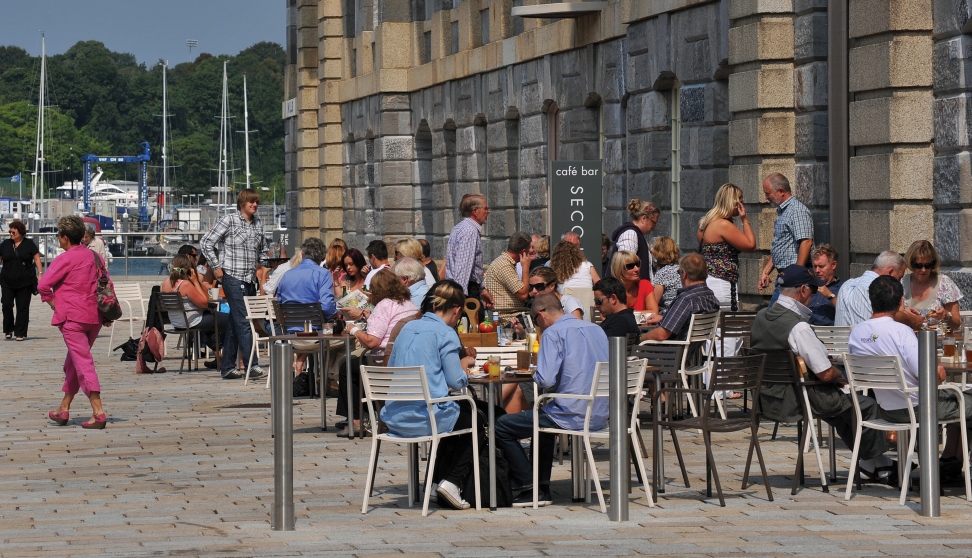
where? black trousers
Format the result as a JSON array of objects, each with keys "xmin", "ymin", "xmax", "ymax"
[
  {"xmin": 1, "ymin": 285, "xmax": 33, "ymax": 338},
  {"xmin": 432, "ymin": 399, "xmax": 489, "ymax": 487},
  {"xmin": 336, "ymin": 355, "xmax": 363, "ymax": 419}
]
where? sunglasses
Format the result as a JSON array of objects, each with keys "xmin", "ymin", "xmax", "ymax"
[
  {"xmin": 625, "ymin": 261, "xmax": 641, "ymax": 271},
  {"xmin": 528, "ymin": 282, "xmax": 550, "ymax": 292},
  {"xmin": 530, "ymin": 312, "xmax": 541, "ymax": 323},
  {"xmin": 594, "ymin": 297, "xmax": 604, "ymax": 306},
  {"xmin": 913, "ymin": 261, "xmax": 935, "ymax": 270}
]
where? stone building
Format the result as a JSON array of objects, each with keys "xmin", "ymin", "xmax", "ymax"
[{"xmin": 283, "ymin": 0, "xmax": 972, "ymax": 306}]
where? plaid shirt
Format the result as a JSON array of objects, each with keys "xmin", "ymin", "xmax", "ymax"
[
  {"xmin": 445, "ymin": 217, "xmax": 483, "ymax": 295},
  {"xmin": 200, "ymin": 211, "xmax": 267, "ymax": 284},
  {"xmin": 770, "ymin": 196, "xmax": 814, "ymax": 269},
  {"xmin": 657, "ymin": 282, "xmax": 720, "ymax": 341},
  {"xmin": 483, "ymin": 252, "xmax": 528, "ymax": 324}
]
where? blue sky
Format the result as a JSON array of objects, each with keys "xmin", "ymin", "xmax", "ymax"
[{"xmin": 0, "ymin": 0, "xmax": 285, "ymax": 65}]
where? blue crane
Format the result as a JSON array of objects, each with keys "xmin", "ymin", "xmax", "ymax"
[{"xmin": 80, "ymin": 142, "xmax": 152, "ymax": 222}]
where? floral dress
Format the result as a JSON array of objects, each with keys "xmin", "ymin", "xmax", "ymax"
[
  {"xmin": 701, "ymin": 241, "xmax": 740, "ymax": 282},
  {"xmin": 653, "ymin": 263, "xmax": 681, "ymax": 314}
]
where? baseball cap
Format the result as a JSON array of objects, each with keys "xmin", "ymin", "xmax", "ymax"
[{"xmin": 779, "ymin": 264, "xmax": 825, "ymax": 288}]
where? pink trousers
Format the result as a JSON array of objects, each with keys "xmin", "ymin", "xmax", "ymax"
[{"xmin": 59, "ymin": 321, "xmax": 102, "ymax": 397}]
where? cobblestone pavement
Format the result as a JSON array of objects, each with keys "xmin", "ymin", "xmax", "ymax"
[{"xmin": 2, "ymin": 287, "xmax": 972, "ymax": 557}]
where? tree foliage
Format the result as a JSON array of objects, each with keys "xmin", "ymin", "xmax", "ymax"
[{"xmin": 0, "ymin": 40, "xmax": 285, "ymax": 201}]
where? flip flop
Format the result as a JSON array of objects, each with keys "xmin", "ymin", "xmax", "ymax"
[
  {"xmin": 15, "ymin": 337, "xmax": 24, "ymax": 342},
  {"xmin": 4, "ymin": 334, "xmax": 11, "ymax": 340}
]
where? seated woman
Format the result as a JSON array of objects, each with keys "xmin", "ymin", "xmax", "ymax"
[
  {"xmin": 337, "ymin": 269, "xmax": 418, "ymax": 436},
  {"xmin": 649, "ymin": 237, "xmax": 681, "ymax": 314},
  {"xmin": 611, "ymin": 250, "xmax": 659, "ymax": 314},
  {"xmin": 381, "ymin": 279, "xmax": 482, "ymax": 510},
  {"xmin": 336, "ymin": 248, "xmax": 367, "ymax": 295},
  {"xmin": 160, "ymin": 255, "xmax": 228, "ymax": 366}
]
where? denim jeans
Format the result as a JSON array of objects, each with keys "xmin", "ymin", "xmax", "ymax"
[
  {"xmin": 768, "ymin": 277, "xmax": 782, "ymax": 306},
  {"xmin": 220, "ymin": 273, "xmax": 256, "ymax": 375},
  {"xmin": 494, "ymin": 410, "xmax": 558, "ymax": 488}
]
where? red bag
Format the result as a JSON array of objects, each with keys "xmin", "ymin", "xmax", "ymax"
[{"xmin": 136, "ymin": 327, "xmax": 167, "ymax": 374}]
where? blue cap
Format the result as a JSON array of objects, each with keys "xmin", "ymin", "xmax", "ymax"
[{"xmin": 779, "ymin": 264, "xmax": 825, "ymax": 288}]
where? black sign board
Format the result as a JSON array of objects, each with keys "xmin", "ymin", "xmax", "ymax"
[{"xmin": 549, "ymin": 161, "xmax": 603, "ymax": 265}]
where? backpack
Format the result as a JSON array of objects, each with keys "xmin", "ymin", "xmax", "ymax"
[
  {"xmin": 293, "ymin": 372, "xmax": 311, "ymax": 397},
  {"xmin": 115, "ymin": 337, "xmax": 139, "ymax": 361},
  {"xmin": 136, "ymin": 327, "xmax": 167, "ymax": 374}
]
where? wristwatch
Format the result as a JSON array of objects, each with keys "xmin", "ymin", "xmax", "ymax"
[{"xmin": 826, "ymin": 293, "xmax": 836, "ymax": 300}]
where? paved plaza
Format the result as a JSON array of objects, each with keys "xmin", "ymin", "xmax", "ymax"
[{"xmin": 2, "ymin": 284, "xmax": 972, "ymax": 557}]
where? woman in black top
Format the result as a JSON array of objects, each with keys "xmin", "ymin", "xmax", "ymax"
[{"xmin": 0, "ymin": 221, "xmax": 42, "ymax": 341}]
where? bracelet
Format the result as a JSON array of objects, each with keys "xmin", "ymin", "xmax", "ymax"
[{"xmin": 349, "ymin": 326, "xmax": 358, "ymax": 336}]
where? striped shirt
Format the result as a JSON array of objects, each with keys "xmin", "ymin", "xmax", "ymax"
[
  {"xmin": 770, "ymin": 196, "xmax": 813, "ymax": 269},
  {"xmin": 834, "ymin": 270, "xmax": 879, "ymax": 327},
  {"xmin": 445, "ymin": 217, "xmax": 484, "ymax": 295},
  {"xmin": 200, "ymin": 211, "xmax": 267, "ymax": 284},
  {"xmin": 657, "ymin": 283, "xmax": 720, "ymax": 341}
]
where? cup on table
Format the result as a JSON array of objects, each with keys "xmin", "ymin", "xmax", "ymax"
[
  {"xmin": 209, "ymin": 287, "xmax": 219, "ymax": 300},
  {"xmin": 498, "ymin": 329, "xmax": 512, "ymax": 346},
  {"xmin": 516, "ymin": 350, "xmax": 531, "ymax": 370},
  {"xmin": 944, "ymin": 337, "xmax": 956, "ymax": 360},
  {"xmin": 321, "ymin": 323, "xmax": 334, "ymax": 336},
  {"xmin": 487, "ymin": 355, "xmax": 501, "ymax": 378}
]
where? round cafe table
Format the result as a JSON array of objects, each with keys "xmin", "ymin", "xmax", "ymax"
[{"xmin": 467, "ymin": 371, "xmax": 535, "ymax": 510}]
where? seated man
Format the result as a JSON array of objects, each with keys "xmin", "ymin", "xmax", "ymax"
[
  {"xmin": 593, "ymin": 277, "xmax": 640, "ymax": 337},
  {"xmin": 849, "ymin": 275, "xmax": 972, "ymax": 465},
  {"xmin": 276, "ymin": 237, "xmax": 338, "ymax": 375},
  {"xmin": 751, "ymin": 265, "xmax": 894, "ymax": 482},
  {"xmin": 494, "ymin": 293, "xmax": 609, "ymax": 507},
  {"xmin": 640, "ymin": 253, "xmax": 719, "ymax": 342},
  {"xmin": 483, "ymin": 232, "xmax": 534, "ymax": 325},
  {"xmin": 393, "ymin": 257, "xmax": 429, "ymax": 308}
]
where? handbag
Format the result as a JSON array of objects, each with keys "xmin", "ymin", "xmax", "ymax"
[{"xmin": 91, "ymin": 250, "xmax": 123, "ymax": 321}]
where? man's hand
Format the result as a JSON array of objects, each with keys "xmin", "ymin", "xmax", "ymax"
[
  {"xmin": 818, "ymin": 285, "xmax": 836, "ymax": 303},
  {"xmin": 481, "ymin": 288, "xmax": 494, "ymax": 307},
  {"xmin": 758, "ymin": 271, "xmax": 772, "ymax": 290},
  {"xmin": 213, "ymin": 268, "xmax": 224, "ymax": 279},
  {"xmin": 644, "ymin": 313, "xmax": 662, "ymax": 326},
  {"xmin": 459, "ymin": 346, "xmax": 478, "ymax": 360}
]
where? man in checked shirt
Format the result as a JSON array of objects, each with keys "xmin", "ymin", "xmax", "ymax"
[{"xmin": 201, "ymin": 189, "xmax": 268, "ymax": 380}]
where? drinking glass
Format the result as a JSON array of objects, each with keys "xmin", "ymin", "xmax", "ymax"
[{"xmin": 487, "ymin": 355, "xmax": 501, "ymax": 378}]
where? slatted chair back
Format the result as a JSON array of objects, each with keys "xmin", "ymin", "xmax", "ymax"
[
  {"xmin": 589, "ymin": 306, "xmax": 604, "ymax": 324},
  {"xmin": 273, "ymin": 301, "xmax": 325, "ymax": 332},
  {"xmin": 707, "ymin": 353, "xmax": 765, "ymax": 402},
  {"xmin": 718, "ymin": 311, "xmax": 757, "ymax": 355},
  {"xmin": 811, "ymin": 325, "xmax": 852, "ymax": 357}
]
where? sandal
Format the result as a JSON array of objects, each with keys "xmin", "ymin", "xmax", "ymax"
[
  {"xmin": 4, "ymin": 333, "xmax": 11, "ymax": 340},
  {"xmin": 15, "ymin": 337, "xmax": 24, "ymax": 342}
]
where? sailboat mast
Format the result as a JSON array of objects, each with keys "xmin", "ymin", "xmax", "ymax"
[
  {"xmin": 32, "ymin": 35, "xmax": 46, "ymax": 219},
  {"xmin": 220, "ymin": 61, "xmax": 229, "ymax": 213},
  {"xmin": 161, "ymin": 61, "xmax": 168, "ymax": 223},
  {"xmin": 243, "ymin": 74, "xmax": 251, "ymax": 190}
]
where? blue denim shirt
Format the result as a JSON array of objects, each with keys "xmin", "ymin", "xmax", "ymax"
[
  {"xmin": 535, "ymin": 314, "xmax": 610, "ymax": 430},
  {"xmin": 381, "ymin": 312, "xmax": 469, "ymax": 437},
  {"xmin": 275, "ymin": 259, "xmax": 336, "ymax": 327},
  {"xmin": 408, "ymin": 280, "xmax": 429, "ymax": 309}
]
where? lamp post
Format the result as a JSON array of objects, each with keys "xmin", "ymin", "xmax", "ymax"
[
  {"xmin": 181, "ymin": 195, "xmax": 187, "ymax": 207},
  {"xmin": 186, "ymin": 39, "xmax": 198, "ymax": 64}
]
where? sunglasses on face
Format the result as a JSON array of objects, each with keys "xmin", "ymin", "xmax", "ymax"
[
  {"xmin": 913, "ymin": 261, "xmax": 935, "ymax": 270},
  {"xmin": 528, "ymin": 282, "xmax": 550, "ymax": 292},
  {"xmin": 531, "ymin": 312, "xmax": 541, "ymax": 323},
  {"xmin": 594, "ymin": 297, "xmax": 604, "ymax": 305},
  {"xmin": 625, "ymin": 261, "xmax": 641, "ymax": 271}
]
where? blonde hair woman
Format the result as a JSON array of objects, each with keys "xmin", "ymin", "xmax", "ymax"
[
  {"xmin": 607, "ymin": 199, "xmax": 660, "ymax": 281},
  {"xmin": 610, "ymin": 250, "xmax": 659, "ymax": 313},
  {"xmin": 650, "ymin": 237, "xmax": 681, "ymax": 313},
  {"xmin": 902, "ymin": 240, "xmax": 962, "ymax": 330},
  {"xmin": 697, "ymin": 183, "xmax": 756, "ymax": 311}
]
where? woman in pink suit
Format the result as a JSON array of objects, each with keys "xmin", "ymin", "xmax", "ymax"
[{"xmin": 39, "ymin": 216, "xmax": 109, "ymax": 429}]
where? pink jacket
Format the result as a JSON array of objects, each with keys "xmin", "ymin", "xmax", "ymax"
[{"xmin": 38, "ymin": 245, "xmax": 103, "ymax": 326}]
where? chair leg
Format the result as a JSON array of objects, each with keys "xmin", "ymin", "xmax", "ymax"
[
  {"xmin": 961, "ymin": 419, "xmax": 972, "ymax": 502},
  {"xmin": 669, "ymin": 427, "xmax": 690, "ymax": 488},
  {"xmin": 806, "ymin": 415, "xmax": 829, "ymax": 493},
  {"xmin": 751, "ymin": 424, "xmax": 774, "ymax": 502},
  {"xmin": 422, "ymin": 439, "xmax": 440, "ymax": 517},
  {"xmin": 630, "ymin": 430, "xmax": 655, "ymax": 507},
  {"xmin": 771, "ymin": 422, "xmax": 779, "ymax": 440},
  {"xmin": 742, "ymin": 418, "xmax": 758, "ymax": 488},
  {"xmin": 178, "ymin": 333, "xmax": 188, "ymax": 373},
  {"xmin": 244, "ymin": 340, "xmax": 258, "ymax": 385},
  {"xmin": 361, "ymin": 437, "xmax": 382, "ymax": 514},
  {"xmin": 793, "ymin": 422, "xmax": 807, "ymax": 495},
  {"xmin": 899, "ymin": 427, "xmax": 918, "ymax": 506},
  {"xmin": 843, "ymin": 427, "xmax": 864, "ymax": 501},
  {"xmin": 680, "ymin": 372, "xmax": 699, "ymax": 418},
  {"xmin": 582, "ymin": 436, "xmax": 606, "ymax": 513},
  {"xmin": 703, "ymin": 431, "xmax": 725, "ymax": 507},
  {"xmin": 107, "ymin": 322, "xmax": 116, "ymax": 356}
]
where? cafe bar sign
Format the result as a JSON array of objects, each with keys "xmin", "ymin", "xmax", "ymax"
[{"xmin": 550, "ymin": 160, "xmax": 603, "ymax": 263}]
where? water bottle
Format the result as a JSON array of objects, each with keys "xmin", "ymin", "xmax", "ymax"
[{"xmin": 493, "ymin": 311, "xmax": 503, "ymax": 345}]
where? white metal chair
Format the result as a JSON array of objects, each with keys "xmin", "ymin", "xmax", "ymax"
[
  {"xmin": 640, "ymin": 311, "xmax": 720, "ymax": 419},
  {"xmin": 242, "ymin": 295, "xmax": 277, "ymax": 386},
  {"xmin": 811, "ymin": 324, "xmax": 853, "ymax": 478},
  {"xmin": 587, "ymin": 358, "xmax": 655, "ymax": 509},
  {"xmin": 108, "ymin": 282, "xmax": 146, "ymax": 354},
  {"xmin": 842, "ymin": 353, "xmax": 918, "ymax": 505},
  {"xmin": 359, "ymin": 365, "xmax": 481, "ymax": 516}
]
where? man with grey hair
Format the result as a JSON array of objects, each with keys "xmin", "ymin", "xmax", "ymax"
[
  {"xmin": 484, "ymin": 231, "xmax": 535, "ymax": 325},
  {"xmin": 758, "ymin": 172, "xmax": 814, "ymax": 305},
  {"xmin": 560, "ymin": 231, "xmax": 580, "ymax": 247},
  {"xmin": 445, "ymin": 193, "xmax": 493, "ymax": 308},
  {"xmin": 276, "ymin": 237, "xmax": 336, "ymax": 319},
  {"xmin": 81, "ymin": 224, "xmax": 109, "ymax": 261},
  {"xmin": 393, "ymin": 257, "xmax": 429, "ymax": 308},
  {"xmin": 835, "ymin": 250, "xmax": 921, "ymax": 328}
]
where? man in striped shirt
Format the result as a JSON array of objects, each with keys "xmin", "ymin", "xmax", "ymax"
[
  {"xmin": 758, "ymin": 173, "xmax": 814, "ymax": 305},
  {"xmin": 445, "ymin": 193, "xmax": 494, "ymax": 310}
]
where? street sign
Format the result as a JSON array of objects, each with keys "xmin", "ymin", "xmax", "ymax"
[{"xmin": 549, "ymin": 160, "xmax": 603, "ymax": 264}]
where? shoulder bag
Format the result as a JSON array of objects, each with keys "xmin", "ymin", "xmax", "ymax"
[{"xmin": 91, "ymin": 250, "xmax": 123, "ymax": 321}]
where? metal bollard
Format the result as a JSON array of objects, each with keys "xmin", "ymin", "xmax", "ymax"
[
  {"xmin": 271, "ymin": 341, "xmax": 295, "ymax": 530},
  {"xmin": 608, "ymin": 336, "xmax": 629, "ymax": 521},
  {"xmin": 917, "ymin": 330, "xmax": 940, "ymax": 517}
]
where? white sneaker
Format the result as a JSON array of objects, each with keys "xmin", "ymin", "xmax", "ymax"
[{"xmin": 436, "ymin": 479, "xmax": 470, "ymax": 510}]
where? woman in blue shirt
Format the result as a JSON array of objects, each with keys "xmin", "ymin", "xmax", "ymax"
[{"xmin": 382, "ymin": 280, "xmax": 481, "ymax": 510}]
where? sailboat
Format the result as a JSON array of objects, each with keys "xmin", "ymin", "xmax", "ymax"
[{"xmin": 31, "ymin": 35, "xmax": 48, "ymax": 225}]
